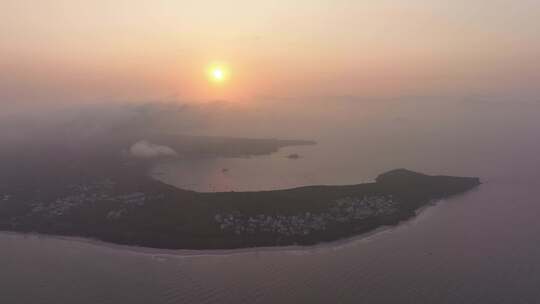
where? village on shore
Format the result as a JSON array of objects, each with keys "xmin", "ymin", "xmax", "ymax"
[{"xmin": 214, "ymin": 195, "xmax": 398, "ymax": 237}]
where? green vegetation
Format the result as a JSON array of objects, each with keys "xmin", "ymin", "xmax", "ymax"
[{"xmin": 0, "ymin": 168, "xmax": 480, "ymax": 250}]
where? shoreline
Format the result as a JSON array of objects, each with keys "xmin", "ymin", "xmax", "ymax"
[
  {"xmin": 0, "ymin": 169, "xmax": 480, "ymax": 251},
  {"xmin": 0, "ymin": 199, "xmax": 441, "ymax": 258}
]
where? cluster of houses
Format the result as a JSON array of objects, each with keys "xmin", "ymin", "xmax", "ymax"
[
  {"xmin": 214, "ymin": 195, "xmax": 398, "ymax": 236},
  {"xmin": 28, "ymin": 179, "xmax": 162, "ymax": 219}
]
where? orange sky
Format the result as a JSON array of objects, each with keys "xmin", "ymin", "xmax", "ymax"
[{"xmin": 2, "ymin": 0, "xmax": 540, "ymax": 103}]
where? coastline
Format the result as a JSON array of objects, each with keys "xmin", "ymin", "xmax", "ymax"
[
  {"xmin": 0, "ymin": 197, "xmax": 445, "ymax": 258},
  {"xmin": 0, "ymin": 169, "xmax": 480, "ymax": 251}
]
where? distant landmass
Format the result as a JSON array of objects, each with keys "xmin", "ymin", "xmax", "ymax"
[
  {"xmin": 0, "ymin": 159, "xmax": 480, "ymax": 249},
  {"xmin": 0, "ymin": 131, "xmax": 478, "ymax": 250},
  {"xmin": 142, "ymin": 134, "xmax": 316, "ymax": 158},
  {"xmin": 287, "ymin": 153, "xmax": 301, "ymax": 159}
]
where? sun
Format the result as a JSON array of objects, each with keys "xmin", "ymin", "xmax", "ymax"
[
  {"xmin": 207, "ymin": 64, "xmax": 229, "ymax": 84},
  {"xmin": 212, "ymin": 68, "xmax": 224, "ymax": 80}
]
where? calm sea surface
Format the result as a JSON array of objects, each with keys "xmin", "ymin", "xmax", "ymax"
[{"xmin": 2, "ymin": 98, "xmax": 540, "ymax": 303}]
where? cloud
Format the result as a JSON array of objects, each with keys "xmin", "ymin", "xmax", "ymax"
[{"xmin": 129, "ymin": 140, "xmax": 178, "ymax": 159}]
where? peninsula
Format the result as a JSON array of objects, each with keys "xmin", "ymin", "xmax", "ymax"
[{"xmin": 0, "ymin": 168, "xmax": 480, "ymax": 250}]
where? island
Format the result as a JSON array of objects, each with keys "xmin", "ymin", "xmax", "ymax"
[
  {"xmin": 0, "ymin": 167, "xmax": 480, "ymax": 250},
  {"xmin": 287, "ymin": 153, "xmax": 301, "ymax": 159}
]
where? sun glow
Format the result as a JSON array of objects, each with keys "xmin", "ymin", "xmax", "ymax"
[
  {"xmin": 213, "ymin": 69, "xmax": 224, "ymax": 80},
  {"xmin": 207, "ymin": 64, "xmax": 229, "ymax": 84}
]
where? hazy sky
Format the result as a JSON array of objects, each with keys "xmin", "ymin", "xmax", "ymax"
[{"xmin": 2, "ymin": 0, "xmax": 540, "ymax": 104}]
